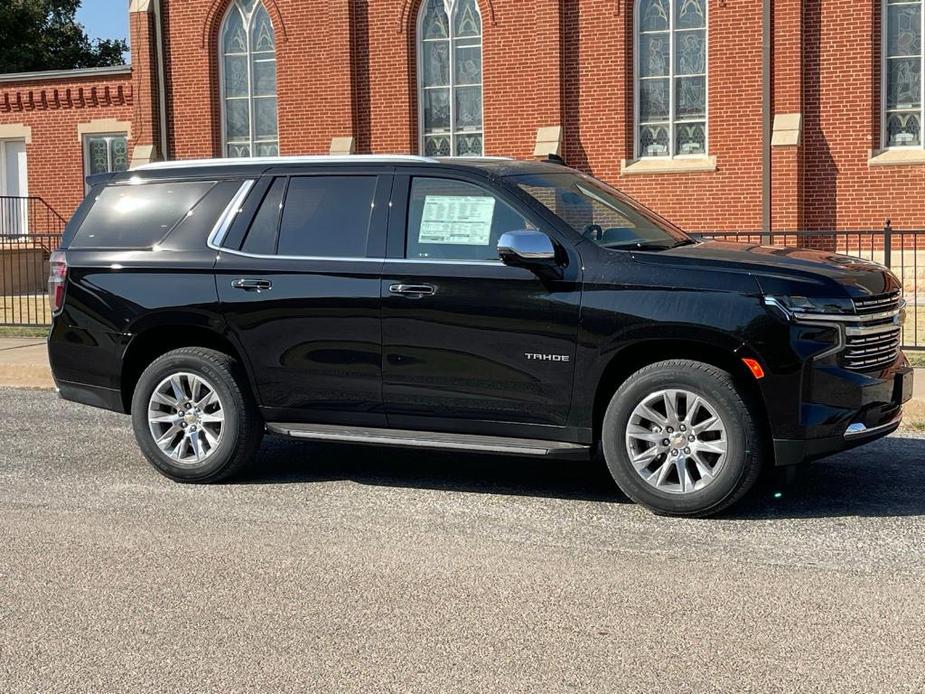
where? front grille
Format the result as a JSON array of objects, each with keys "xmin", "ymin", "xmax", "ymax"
[
  {"xmin": 838, "ymin": 292, "xmax": 904, "ymax": 371},
  {"xmin": 843, "ymin": 325, "xmax": 902, "ymax": 371},
  {"xmin": 853, "ymin": 291, "xmax": 901, "ymax": 316}
]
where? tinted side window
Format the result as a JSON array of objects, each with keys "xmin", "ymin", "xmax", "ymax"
[
  {"xmin": 156, "ymin": 180, "xmax": 243, "ymax": 251},
  {"xmin": 242, "ymin": 177, "xmax": 286, "ymax": 255},
  {"xmin": 405, "ymin": 178, "xmax": 533, "ymax": 261},
  {"xmin": 276, "ymin": 176, "xmax": 377, "ymax": 258},
  {"xmin": 71, "ymin": 181, "xmax": 215, "ymax": 249},
  {"xmin": 61, "ymin": 183, "xmax": 103, "ymax": 249}
]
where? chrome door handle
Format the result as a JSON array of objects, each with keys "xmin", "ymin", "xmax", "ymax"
[
  {"xmin": 389, "ymin": 283, "xmax": 437, "ymax": 298},
  {"xmin": 232, "ymin": 278, "xmax": 272, "ymax": 292}
]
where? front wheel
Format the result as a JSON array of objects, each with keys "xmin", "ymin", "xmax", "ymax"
[
  {"xmin": 601, "ymin": 360, "xmax": 764, "ymax": 517},
  {"xmin": 131, "ymin": 347, "xmax": 263, "ymax": 483}
]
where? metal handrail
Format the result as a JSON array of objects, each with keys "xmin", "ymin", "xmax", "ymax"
[{"xmin": 0, "ymin": 195, "xmax": 67, "ymax": 235}]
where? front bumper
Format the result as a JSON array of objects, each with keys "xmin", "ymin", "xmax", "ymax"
[
  {"xmin": 773, "ymin": 409, "xmax": 903, "ymax": 467},
  {"xmin": 770, "ymin": 361, "xmax": 912, "ymax": 466}
]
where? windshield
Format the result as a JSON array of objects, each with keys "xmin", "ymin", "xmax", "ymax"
[{"xmin": 508, "ymin": 172, "xmax": 692, "ymax": 249}]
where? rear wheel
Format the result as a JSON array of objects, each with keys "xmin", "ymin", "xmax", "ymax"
[
  {"xmin": 131, "ymin": 347, "xmax": 262, "ymax": 483},
  {"xmin": 601, "ymin": 359, "xmax": 763, "ymax": 517}
]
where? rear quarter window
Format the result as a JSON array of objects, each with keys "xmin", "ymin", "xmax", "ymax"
[{"xmin": 70, "ymin": 181, "xmax": 216, "ymax": 249}]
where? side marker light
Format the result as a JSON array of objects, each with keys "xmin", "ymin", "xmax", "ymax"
[{"xmin": 742, "ymin": 358, "xmax": 765, "ymax": 380}]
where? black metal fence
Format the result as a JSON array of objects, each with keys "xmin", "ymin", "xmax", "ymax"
[
  {"xmin": 0, "ymin": 196, "xmax": 67, "ymax": 329},
  {"xmin": 0, "ymin": 233, "xmax": 64, "ymax": 328},
  {"xmin": 1, "ymin": 213, "xmax": 923, "ymax": 350},
  {"xmin": 693, "ymin": 225, "xmax": 925, "ymax": 350}
]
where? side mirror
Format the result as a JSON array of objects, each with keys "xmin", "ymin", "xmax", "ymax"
[{"xmin": 497, "ymin": 229, "xmax": 556, "ymax": 265}]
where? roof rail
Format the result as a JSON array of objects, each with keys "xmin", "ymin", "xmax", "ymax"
[
  {"xmin": 133, "ymin": 154, "xmax": 515, "ymax": 172},
  {"xmin": 133, "ymin": 154, "xmax": 439, "ymax": 171}
]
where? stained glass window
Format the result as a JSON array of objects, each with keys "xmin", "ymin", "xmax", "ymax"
[
  {"xmin": 83, "ymin": 134, "xmax": 129, "ymax": 186},
  {"xmin": 221, "ymin": 1, "xmax": 278, "ymax": 158},
  {"xmin": 885, "ymin": 0, "xmax": 923, "ymax": 147},
  {"xmin": 637, "ymin": 0, "xmax": 707, "ymax": 157},
  {"xmin": 419, "ymin": 0, "xmax": 484, "ymax": 156}
]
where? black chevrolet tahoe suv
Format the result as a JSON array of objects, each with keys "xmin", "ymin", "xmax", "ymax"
[{"xmin": 47, "ymin": 155, "xmax": 914, "ymax": 517}]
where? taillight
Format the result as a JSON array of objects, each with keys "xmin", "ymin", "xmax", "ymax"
[{"xmin": 48, "ymin": 250, "xmax": 67, "ymax": 315}]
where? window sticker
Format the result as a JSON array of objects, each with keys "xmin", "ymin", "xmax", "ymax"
[{"xmin": 419, "ymin": 195, "xmax": 496, "ymax": 245}]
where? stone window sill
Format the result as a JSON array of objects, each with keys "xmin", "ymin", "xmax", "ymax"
[
  {"xmin": 868, "ymin": 148, "xmax": 925, "ymax": 167},
  {"xmin": 620, "ymin": 156, "xmax": 717, "ymax": 175}
]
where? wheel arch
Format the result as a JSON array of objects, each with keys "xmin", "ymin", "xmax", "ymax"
[
  {"xmin": 120, "ymin": 325, "xmax": 255, "ymax": 414},
  {"xmin": 591, "ymin": 338, "xmax": 772, "ymax": 450}
]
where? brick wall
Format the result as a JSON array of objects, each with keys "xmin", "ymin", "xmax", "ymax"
[
  {"xmin": 157, "ymin": 0, "xmax": 767, "ymax": 232},
  {"xmin": 801, "ymin": 0, "xmax": 925, "ymax": 231},
  {"xmin": 130, "ymin": 8, "xmax": 161, "ymax": 161},
  {"xmin": 6, "ymin": 0, "xmax": 925, "ymax": 234},
  {"xmin": 771, "ymin": 0, "xmax": 802, "ymax": 232},
  {"xmin": 161, "ymin": 0, "xmax": 356, "ymax": 158},
  {"xmin": 0, "ymin": 71, "xmax": 134, "ymax": 221}
]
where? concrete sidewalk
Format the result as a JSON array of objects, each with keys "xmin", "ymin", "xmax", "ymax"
[
  {"xmin": 0, "ymin": 336, "xmax": 923, "ymax": 402},
  {"xmin": 0, "ymin": 338, "xmax": 53, "ymax": 389}
]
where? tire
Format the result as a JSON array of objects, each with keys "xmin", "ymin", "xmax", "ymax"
[
  {"xmin": 601, "ymin": 359, "xmax": 764, "ymax": 517},
  {"xmin": 130, "ymin": 347, "xmax": 263, "ymax": 483}
]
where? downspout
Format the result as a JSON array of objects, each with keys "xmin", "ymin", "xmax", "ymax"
[
  {"xmin": 761, "ymin": 0, "xmax": 772, "ymax": 242},
  {"xmin": 153, "ymin": 0, "xmax": 169, "ymax": 160}
]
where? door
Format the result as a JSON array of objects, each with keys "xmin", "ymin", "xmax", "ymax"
[
  {"xmin": 0, "ymin": 140, "xmax": 28, "ymax": 235},
  {"xmin": 215, "ymin": 171, "xmax": 392, "ymax": 425},
  {"xmin": 381, "ymin": 174, "xmax": 582, "ymax": 436}
]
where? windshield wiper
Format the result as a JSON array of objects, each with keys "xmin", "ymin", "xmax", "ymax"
[
  {"xmin": 602, "ymin": 238, "xmax": 697, "ymax": 252},
  {"xmin": 603, "ymin": 241, "xmax": 675, "ymax": 251}
]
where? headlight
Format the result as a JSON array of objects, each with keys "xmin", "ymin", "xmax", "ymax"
[{"xmin": 763, "ymin": 295, "xmax": 855, "ymax": 321}]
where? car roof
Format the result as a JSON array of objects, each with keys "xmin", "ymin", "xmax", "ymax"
[{"xmin": 105, "ymin": 154, "xmax": 569, "ymax": 184}]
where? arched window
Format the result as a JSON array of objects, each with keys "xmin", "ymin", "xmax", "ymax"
[
  {"xmin": 883, "ymin": 0, "xmax": 923, "ymax": 147},
  {"xmin": 635, "ymin": 0, "xmax": 707, "ymax": 158},
  {"xmin": 418, "ymin": 0, "xmax": 484, "ymax": 156},
  {"xmin": 220, "ymin": 0, "xmax": 278, "ymax": 157}
]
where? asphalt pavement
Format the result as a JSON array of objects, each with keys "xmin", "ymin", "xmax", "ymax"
[{"xmin": 1, "ymin": 387, "xmax": 924, "ymax": 692}]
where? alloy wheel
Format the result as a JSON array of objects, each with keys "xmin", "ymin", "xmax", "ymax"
[
  {"xmin": 147, "ymin": 372, "xmax": 225, "ymax": 466},
  {"xmin": 624, "ymin": 388, "xmax": 728, "ymax": 495}
]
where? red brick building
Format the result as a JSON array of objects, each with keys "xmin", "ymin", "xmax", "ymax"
[{"xmin": 2, "ymin": 0, "xmax": 925, "ymax": 234}]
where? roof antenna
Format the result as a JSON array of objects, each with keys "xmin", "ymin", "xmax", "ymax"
[{"xmin": 545, "ymin": 153, "xmax": 566, "ymax": 165}]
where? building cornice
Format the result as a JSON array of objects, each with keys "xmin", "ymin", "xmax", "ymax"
[{"xmin": 0, "ymin": 65, "xmax": 132, "ymax": 85}]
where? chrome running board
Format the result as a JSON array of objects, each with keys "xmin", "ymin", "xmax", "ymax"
[{"xmin": 266, "ymin": 422, "xmax": 590, "ymax": 457}]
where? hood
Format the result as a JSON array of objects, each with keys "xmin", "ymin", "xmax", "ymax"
[{"xmin": 630, "ymin": 240, "xmax": 901, "ymax": 299}]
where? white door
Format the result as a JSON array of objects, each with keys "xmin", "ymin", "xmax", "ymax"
[{"xmin": 1, "ymin": 140, "xmax": 28, "ymax": 235}]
